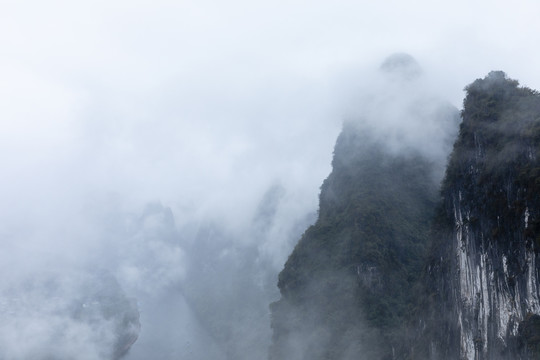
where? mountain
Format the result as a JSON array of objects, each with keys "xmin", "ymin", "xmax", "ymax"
[
  {"xmin": 269, "ymin": 55, "xmax": 460, "ymax": 360},
  {"xmin": 269, "ymin": 70, "xmax": 540, "ymax": 359},
  {"xmin": 269, "ymin": 126, "xmax": 443, "ymax": 360},
  {"xmin": 421, "ymin": 71, "xmax": 540, "ymax": 359}
]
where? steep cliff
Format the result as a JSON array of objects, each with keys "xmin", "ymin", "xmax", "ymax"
[
  {"xmin": 423, "ymin": 71, "xmax": 540, "ymax": 359},
  {"xmin": 269, "ymin": 56, "xmax": 459, "ymax": 358},
  {"xmin": 269, "ymin": 126, "xmax": 439, "ymax": 359}
]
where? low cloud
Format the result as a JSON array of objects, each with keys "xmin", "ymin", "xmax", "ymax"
[{"xmin": 1, "ymin": 1, "xmax": 540, "ymax": 358}]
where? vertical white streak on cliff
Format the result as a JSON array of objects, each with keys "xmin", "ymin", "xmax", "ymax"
[
  {"xmin": 455, "ymin": 194, "xmax": 471, "ymax": 304},
  {"xmin": 514, "ymin": 281, "xmax": 523, "ymax": 335},
  {"xmin": 497, "ymin": 288, "xmax": 510, "ymax": 339},
  {"xmin": 526, "ymin": 250, "xmax": 540, "ymax": 314},
  {"xmin": 454, "ymin": 192, "xmax": 475, "ymax": 360},
  {"xmin": 527, "ymin": 146, "xmax": 536, "ymax": 160},
  {"xmin": 459, "ymin": 302, "xmax": 475, "ymax": 360},
  {"xmin": 479, "ymin": 252, "xmax": 489, "ymax": 355},
  {"xmin": 525, "ymin": 207, "xmax": 530, "ymax": 229},
  {"xmin": 463, "ymin": 331, "xmax": 475, "ymax": 360},
  {"xmin": 497, "ymin": 255, "xmax": 520, "ymax": 340}
]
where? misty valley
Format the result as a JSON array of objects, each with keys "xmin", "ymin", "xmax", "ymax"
[{"xmin": 2, "ymin": 55, "xmax": 540, "ymax": 360}]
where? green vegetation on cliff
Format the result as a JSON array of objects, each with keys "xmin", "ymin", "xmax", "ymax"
[{"xmin": 270, "ymin": 122, "xmax": 444, "ymax": 359}]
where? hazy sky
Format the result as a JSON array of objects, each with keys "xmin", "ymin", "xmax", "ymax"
[
  {"xmin": 1, "ymin": 1, "xmax": 540, "ymax": 358},
  {"xmin": 2, "ymin": 0, "xmax": 540, "ymax": 228}
]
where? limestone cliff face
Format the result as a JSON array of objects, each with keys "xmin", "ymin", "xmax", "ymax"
[{"xmin": 425, "ymin": 71, "xmax": 540, "ymax": 359}]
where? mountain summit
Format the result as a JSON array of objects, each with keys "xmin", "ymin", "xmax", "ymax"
[{"xmin": 380, "ymin": 53, "xmax": 422, "ymax": 80}]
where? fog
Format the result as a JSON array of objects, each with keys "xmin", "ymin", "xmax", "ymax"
[{"xmin": 1, "ymin": 0, "xmax": 540, "ymax": 359}]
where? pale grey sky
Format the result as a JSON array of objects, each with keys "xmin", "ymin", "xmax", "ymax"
[{"xmin": 2, "ymin": 0, "xmax": 539, "ymax": 227}]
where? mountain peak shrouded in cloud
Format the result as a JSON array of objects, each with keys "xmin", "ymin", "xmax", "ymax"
[
  {"xmin": 379, "ymin": 53, "xmax": 423, "ymax": 80},
  {"xmin": 344, "ymin": 54, "xmax": 460, "ymax": 181},
  {"xmin": 269, "ymin": 54, "xmax": 461, "ymax": 360}
]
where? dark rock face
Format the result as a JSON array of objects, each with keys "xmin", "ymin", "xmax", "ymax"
[
  {"xmin": 270, "ymin": 96, "xmax": 459, "ymax": 359},
  {"xmin": 423, "ymin": 72, "xmax": 540, "ymax": 360}
]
